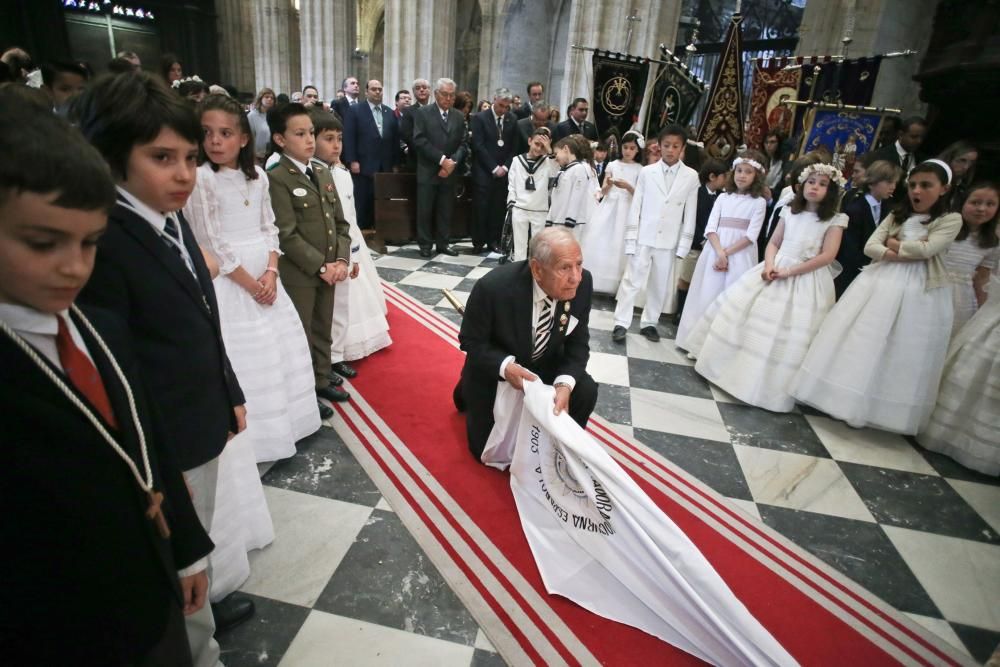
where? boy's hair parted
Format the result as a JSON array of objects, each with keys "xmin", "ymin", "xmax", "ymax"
[
  {"xmin": 724, "ymin": 148, "xmax": 768, "ymax": 197},
  {"xmin": 698, "ymin": 158, "xmax": 728, "ymax": 185},
  {"xmin": 657, "ymin": 124, "xmax": 688, "ymax": 144},
  {"xmin": 0, "ymin": 105, "xmax": 115, "ymax": 211},
  {"xmin": 71, "ymin": 71, "xmax": 201, "ymax": 181},
  {"xmin": 196, "ymin": 93, "xmax": 258, "ymax": 180},
  {"xmin": 265, "ymin": 102, "xmax": 311, "ymax": 154},
  {"xmin": 308, "ymin": 107, "xmax": 343, "ymax": 134},
  {"xmin": 860, "ymin": 159, "xmax": 903, "ymax": 190},
  {"xmin": 955, "ymin": 181, "xmax": 1000, "ymax": 249}
]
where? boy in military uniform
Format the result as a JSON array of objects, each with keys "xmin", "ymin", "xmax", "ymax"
[{"xmin": 266, "ymin": 102, "xmax": 352, "ymax": 407}]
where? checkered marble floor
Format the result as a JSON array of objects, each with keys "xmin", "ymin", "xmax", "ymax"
[{"xmin": 220, "ymin": 242, "xmax": 1000, "ymax": 666}]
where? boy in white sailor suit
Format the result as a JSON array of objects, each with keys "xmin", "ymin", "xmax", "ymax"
[
  {"xmin": 506, "ymin": 127, "xmax": 558, "ymax": 261},
  {"xmin": 612, "ymin": 125, "xmax": 700, "ymax": 343}
]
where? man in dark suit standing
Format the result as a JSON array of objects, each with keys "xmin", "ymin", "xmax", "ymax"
[
  {"xmin": 865, "ymin": 116, "xmax": 928, "ymax": 207},
  {"xmin": 413, "ymin": 77, "xmax": 469, "ymax": 258},
  {"xmin": 515, "ymin": 103, "xmax": 556, "ymax": 155},
  {"xmin": 344, "ymin": 79, "xmax": 399, "ymax": 231},
  {"xmin": 331, "ymin": 75, "xmax": 361, "ymax": 120},
  {"xmin": 513, "ymin": 81, "xmax": 545, "ymax": 120},
  {"xmin": 553, "ymin": 97, "xmax": 599, "ymax": 142},
  {"xmin": 471, "ymin": 87, "xmax": 517, "ymax": 253},
  {"xmin": 455, "ymin": 227, "xmax": 598, "ymax": 459},
  {"xmin": 399, "ymin": 77, "xmax": 431, "ymax": 172}
]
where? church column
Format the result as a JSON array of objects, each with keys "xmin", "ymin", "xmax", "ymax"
[
  {"xmin": 216, "ymin": 0, "xmax": 256, "ymax": 94},
  {"xmin": 558, "ymin": 0, "xmax": 682, "ymax": 123},
  {"xmin": 475, "ymin": 0, "xmax": 506, "ymax": 102},
  {"xmin": 795, "ymin": 0, "xmax": 934, "ymax": 115},
  {"xmin": 382, "ymin": 0, "xmax": 457, "ymax": 98},
  {"xmin": 299, "ymin": 0, "xmax": 356, "ymax": 102},
  {"xmin": 251, "ymin": 0, "xmax": 300, "ymax": 96}
]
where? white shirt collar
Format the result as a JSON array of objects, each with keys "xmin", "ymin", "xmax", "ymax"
[
  {"xmin": 0, "ymin": 303, "xmax": 62, "ymax": 336},
  {"xmin": 116, "ymin": 186, "xmax": 170, "ymax": 231},
  {"xmin": 368, "ymin": 100, "xmax": 381, "ymax": 113},
  {"xmin": 661, "ymin": 160, "xmax": 679, "ymax": 175},
  {"xmin": 283, "ymin": 154, "xmax": 311, "ymax": 174},
  {"xmin": 894, "ymin": 140, "xmax": 908, "ymax": 159},
  {"xmin": 864, "ymin": 192, "xmax": 881, "ymax": 210},
  {"xmin": 531, "ymin": 279, "xmax": 552, "ymax": 305},
  {"xmin": 436, "ymin": 104, "xmax": 449, "ymax": 117}
]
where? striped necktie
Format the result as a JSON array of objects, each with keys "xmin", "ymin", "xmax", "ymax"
[{"xmin": 532, "ymin": 299, "xmax": 553, "ymax": 361}]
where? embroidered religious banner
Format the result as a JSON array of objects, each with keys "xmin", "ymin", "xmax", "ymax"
[
  {"xmin": 591, "ymin": 50, "xmax": 650, "ymax": 146},
  {"xmin": 481, "ymin": 380, "xmax": 797, "ymax": 665},
  {"xmin": 799, "ymin": 107, "xmax": 886, "ymax": 181},
  {"xmin": 697, "ymin": 12, "xmax": 745, "ymax": 161},
  {"xmin": 746, "ymin": 58, "xmax": 802, "ymax": 150},
  {"xmin": 793, "ymin": 56, "xmax": 883, "ymax": 139},
  {"xmin": 642, "ymin": 61, "xmax": 706, "ymax": 140}
]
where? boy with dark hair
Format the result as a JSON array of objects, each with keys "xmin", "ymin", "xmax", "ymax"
[
  {"xmin": 613, "ymin": 124, "xmax": 700, "ymax": 342},
  {"xmin": 72, "ymin": 71, "xmax": 251, "ymax": 665},
  {"xmin": 267, "ymin": 103, "xmax": 353, "ymax": 406},
  {"xmin": 0, "ymin": 105, "xmax": 212, "ymax": 666},
  {"xmin": 41, "ymin": 60, "xmax": 89, "ymax": 112},
  {"xmin": 674, "ymin": 158, "xmax": 727, "ymax": 322}
]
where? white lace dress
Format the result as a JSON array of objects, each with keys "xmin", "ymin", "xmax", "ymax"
[
  {"xmin": 941, "ymin": 236, "xmax": 999, "ymax": 334},
  {"xmin": 791, "ymin": 214, "xmax": 954, "ymax": 434},
  {"xmin": 185, "ymin": 164, "xmax": 322, "ymax": 599},
  {"xmin": 582, "ymin": 160, "xmax": 642, "ymax": 294},
  {"xmin": 918, "ymin": 273, "xmax": 1000, "ymax": 475},
  {"xmin": 685, "ymin": 210, "xmax": 848, "ymax": 412},
  {"xmin": 676, "ymin": 193, "xmax": 766, "ymax": 349},
  {"xmin": 329, "ymin": 164, "xmax": 392, "ymax": 361}
]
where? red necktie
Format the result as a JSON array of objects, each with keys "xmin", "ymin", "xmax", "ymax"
[{"xmin": 56, "ymin": 316, "xmax": 118, "ymax": 429}]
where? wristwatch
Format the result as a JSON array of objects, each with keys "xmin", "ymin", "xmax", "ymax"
[{"xmin": 318, "ymin": 265, "xmax": 327, "ymax": 275}]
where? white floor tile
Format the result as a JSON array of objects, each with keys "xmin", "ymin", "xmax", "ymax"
[
  {"xmin": 883, "ymin": 526, "xmax": 1000, "ymax": 631},
  {"xmin": 241, "ymin": 487, "xmax": 373, "ymax": 607},
  {"xmin": 710, "ymin": 384, "xmax": 745, "ymax": 405},
  {"xmin": 587, "ymin": 309, "xmax": 616, "ymax": 331},
  {"xmin": 604, "ymin": 422, "xmax": 634, "ymax": 441},
  {"xmin": 733, "ymin": 445, "xmax": 876, "ymax": 522},
  {"xmin": 279, "ymin": 611, "xmax": 475, "ymax": 667},
  {"xmin": 586, "ymin": 351, "xmax": 631, "ymax": 387},
  {"xmin": 374, "ymin": 497, "xmax": 394, "ymax": 513},
  {"xmin": 723, "ymin": 497, "xmax": 762, "ymax": 521},
  {"xmin": 466, "ymin": 266, "xmax": 491, "ymax": 280},
  {"xmin": 434, "ymin": 291, "xmax": 470, "ymax": 310},
  {"xmin": 473, "ymin": 628, "xmax": 495, "ymax": 652},
  {"xmin": 804, "ymin": 416, "xmax": 938, "ymax": 475},
  {"xmin": 399, "ymin": 271, "xmax": 466, "ymax": 290},
  {"xmin": 432, "ymin": 252, "xmax": 485, "ymax": 266},
  {"xmin": 904, "ymin": 613, "xmax": 971, "ymax": 656},
  {"xmin": 625, "ymin": 333, "xmax": 694, "ymax": 366},
  {"xmin": 630, "ymin": 387, "xmax": 731, "ymax": 443},
  {"xmin": 374, "ymin": 255, "xmax": 429, "ymax": 271},
  {"xmin": 946, "ymin": 479, "xmax": 1000, "ymax": 537}
]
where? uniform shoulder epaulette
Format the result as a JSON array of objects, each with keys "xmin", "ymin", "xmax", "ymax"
[{"xmin": 266, "ymin": 162, "xmax": 280, "ymax": 171}]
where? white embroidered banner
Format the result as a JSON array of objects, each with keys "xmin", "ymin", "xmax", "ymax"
[{"xmin": 484, "ymin": 380, "xmax": 797, "ymax": 667}]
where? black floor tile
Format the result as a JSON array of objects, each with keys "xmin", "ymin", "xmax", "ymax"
[
  {"xmin": 757, "ymin": 505, "xmax": 942, "ymax": 618},
  {"xmin": 717, "ymin": 402, "xmax": 831, "ymax": 457},
  {"xmin": 838, "ymin": 462, "xmax": 1000, "ymax": 544},
  {"xmin": 216, "ymin": 593, "xmax": 311, "ymax": 667},
  {"xmin": 421, "ymin": 261, "xmax": 475, "ymax": 277},
  {"xmin": 588, "ymin": 328, "xmax": 629, "ymax": 355},
  {"xmin": 376, "ymin": 267, "xmax": 412, "ymax": 283},
  {"xmin": 627, "ymin": 357, "xmax": 713, "ymax": 399},
  {"xmin": 594, "ymin": 383, "xmax": 632, "ymax": 426},
  {"xmin": 396, "ymin": 283, "xmax": 449, "ymax": 306},
  {"xmin": 633, "ymin": 428, "xmax": 753, "ymax": 501},
  {"xmin": 454, "ymin": 277, "xmax": 479, "ymax": 292},
  {"xmin": 263, "ymin": 428, "xmax": 382, "ymax": 507},
  {"xmin": 949, "ymin": 621, "xmax": 1000, "ymax": 664},
  {"xmin": 590, "ymin": 293, "xmax": 617, "ymax": 312},
  {"xmin": 471, "ymin": 648, "xmax": 508, "ymax": 666},
  {"xmin": 313, "ymin": 509, "xmax": 480, "ymax": 646},
  {"xmin": 913, "ymin": 439, "xmax": 1000, "ymax": 487},
  {"xmin": 433, "ymin": 307, "xmax": 464, "ymax": 326}
]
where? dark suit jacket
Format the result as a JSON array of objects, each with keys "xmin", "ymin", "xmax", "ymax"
[
  {"xmin": 412, "ymin": 103, "xmax": 470, "ymax": 185},
  {"xmin": 835, "ymin": 194, "xmax": 882, "ymax": 297},
  {"xmin": 470, "ymin": 109, "xmax": 516, "ymax": 186},
  {"xmin": 0, "ymin": 306, "xmax": 213, "ymax": 664},
  {"xmin": 78, "ymin": 199, "xmax": 245, "ymax": 471},
  {"xmin": 553, "ymin": 118, "xmax": 599, "ymax": 142},
  {"xmin": 693, "ymin": 185, "xmax": 719, "ymax": 251},
  {"xmin": 399, "ymin": 102, "xmax": 425, "ymax": 168},
  {"xmin": 513, "ymin": 101, "xmax": 532, "ymax": 120},
  {"xmin": 867, "ymin": 143, "xmax": 924, "ymax": 207},
  {"xmin": 343, "ymin": 100, "xmax": 399, "ymax": 175},
  {"xmin": 331, "ymin": 96, "xmax": 360, "ymax": 123},
  {"xmin": 459, "ymin": 261, "xmax": 592, "ymax": 407}
]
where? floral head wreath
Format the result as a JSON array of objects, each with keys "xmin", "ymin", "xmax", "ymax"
[
  {"xmin": 798, "ymin": 162, "xmax": 846, "ymax": 188},
  {"xmin": 171, "ymin": 75, "xmax": 203, "ymax": 90},
  {"xmin": 732, "ymin": 156, "xmax": 764, "ymax": 172},
  {"xmin": 622, "ymin": 130, "xmax": 645, "ymax": 150}
]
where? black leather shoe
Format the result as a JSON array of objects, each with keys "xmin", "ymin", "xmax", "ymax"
[
  {"xmin": 470, "ymin": 244, "xmax": 485, "ymax": 255},
  {"xmin": 437, "ymin": 246, "xmax": 459, "ymax": 256},
  {"xmin": 212, "ymin": 593, "xmax": 255, "ymax": 636},
  {"xmin": 326, "ymin": 372, "xmax": 344, "ymax": 386},
  {"xmin": 331, "ymin": 361, "xmax": 357, "ymax": 378},
  {"xmin": 640, "ymin": 325, "xmax": 660, "ymax": 342},
  {"xmin": 317, "ymin": 386, "xmax": 350, "ymax": 402},
  {"xmin": 611, "ymin": 325, "xmax": 627, "ymax": 343},
  {"xmin": 419, "ymin": 247, "xmax": 433, "ymax": 258},
  {"xmin": 317, "ymin": 402, "xmax": 334, "ymax": 419},
  {"xmin": 487, "ymin": 244, "xmax": 501, "ymax": 254}
]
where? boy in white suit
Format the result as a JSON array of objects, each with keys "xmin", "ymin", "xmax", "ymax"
[{"xmin": 612, "ymin": 125, "xmax": 700, "ymax": 342}]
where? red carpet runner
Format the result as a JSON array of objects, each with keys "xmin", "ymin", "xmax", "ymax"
[{"xmin": 332, "ymin": 282, "xmax": 969, "ymax": 666}]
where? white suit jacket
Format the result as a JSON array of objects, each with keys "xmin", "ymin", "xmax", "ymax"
[{"xmin": 624, "ymin": 161, "xmax": 700, "ymax": 256}]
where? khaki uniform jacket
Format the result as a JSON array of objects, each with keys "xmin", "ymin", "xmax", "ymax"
[{"xmin": 268, "ymin": 155, "xmax": 352, "ymax": 287}]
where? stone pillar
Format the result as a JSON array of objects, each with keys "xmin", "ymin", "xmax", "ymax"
[
  {"xmin": 476, "ymin": 0, "xmax": 506, "ymax": 102},
  {"xmin": 299, "ymin": 0, "xmax": 356, "ymax": 102},
  {"xmin": 795, "ymin": 0, "xmax": 934, "ymax": 116},
  {"xmin": 558, "ymin": 0, "xmax": 682, "ymax": 123},
  {"xmin": 382, "ymin": 0, "xmax": 457, "ymax": 97},
  {"xmin": 252, "ymin": 0, "xmax": 300, "ymax": 96},
  {"xmin": 216, "ymin": 0, "xmax": 256, "ymax": 94}
]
